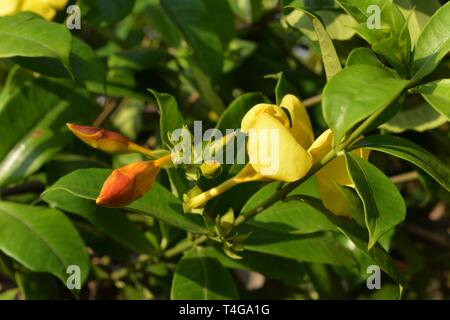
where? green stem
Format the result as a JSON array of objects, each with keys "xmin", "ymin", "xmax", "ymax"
[{"xmin": 164, "ymin": 235, "xmax": 208, "ymax": 258}]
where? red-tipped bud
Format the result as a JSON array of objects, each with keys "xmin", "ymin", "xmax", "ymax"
[{"xmin": 67, "ymin": 123, "xmax": 132, "ymax": 154}]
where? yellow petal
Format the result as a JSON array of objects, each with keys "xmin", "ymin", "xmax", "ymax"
[
  {"xmin": 49, "ymin": 0, "xmax": 68, "ymax": 10},
  {"xmin": 308, "ymin": 129, "xmax": 333, "ymax": 163},
  {"xmin": 22, "ymin": 0, "xmax": 56, "ymax": 20},
  {"xmin": 279, "ymin": 94, "xmax": 314, "ymax": 149},
  {"xmin": 316, "ymin": 176, "xmax": 353, "ymax": 218},
  {"xmin": 241, "ymin": 103, "xmax": 289, "ymax": 132},
  {"xmin": 0, "ymin": 0, "xmax": 22, "ymax": 16},
  {"xmin": 247, "ymin": 112, "xmax": 312, "ymax": 181}
]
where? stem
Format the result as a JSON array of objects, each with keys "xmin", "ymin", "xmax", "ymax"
[
  {"xmin": 164, "ymin": 235, "xmax": 208, "ymax": 258},
  {"xmin": 234, "ymin": 148, "xmax": 337, "ymax": 227},
  {"xmin": 339, "ymin": 106, "xmax": 386, "ymax": 151},
  {"xmin": 303, "ymin": 94, "xmax": 322, "ymax": 108},
  {"xmin": 129, "ymin": 143, "xmax": 169, "ymax": 159},
  {"xmin": 390, "ymin": 171, "xmax": 418, "ymax": 184}
]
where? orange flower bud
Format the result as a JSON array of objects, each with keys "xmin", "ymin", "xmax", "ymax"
[
  {"xmin": 96, "ymin": 161, "xmax": 160, "ymax": 208},
  {"xmin": 67, "ymin": 123, "xmax": 132, "ymax": 154}
]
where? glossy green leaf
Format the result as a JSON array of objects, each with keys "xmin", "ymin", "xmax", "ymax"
[
  {"xmin": 382, "ymin": 100, "xmax": 447, "ymax": 132},
  {"xmin": 42, "ymin": 169, "xmax": 208, "ymax": 234},
  {"xmin": 265, "ymin": 72, "xmax": 299, "ymax": 105},
  {"xmin": 288, "ymin": 6, "xmax": 342, "ymax": 80},
  {"xmin": 411, "ymin": 2, "xmax": 450, "ymax": 81},
  {"xmin": 42, "ymin": 187, "xmax": 155, "ymax": 254},
  {"xmin": 285, "ymin": 9, "xmax": 356, "ymax": 41},
  {"xmin": 15, "ymin": 271, "xmax": 59, "ymax": 300},
  {"xmin": 200, "ymin": 246, "xmax": 306, "ymax": 283},
  {"xmin": 351, "ymin": 135, "xmax": 450, "ymax": 191},
  {"xmin": 345, "ymin": 153, "xmax": 406, "ymax": 249},
  {"xmin": 80, "ymin": 0, "xmax": 136, "ymax": 27},
  {"xmin": 395, "ymin": 0, "xmax": 441, "ymax": 46},
  {"xmin": 238, "ymin": 225, "xmax": 356, "ymax": 268},
  {"xmin": 0, "ymin": 78, "xmax": 92, "ymax": 187},
  {"xmin": 216, "ymin": 92, "xmax": 269, "ymax": 132},
  {"xmin": 346, "ymin": 48, "xmax": 386, "ymax": 69},
  {"xmin": 15, "ymin": 37, "xmax": 105, "ymax": 82},
  {"xmin": 0, "ymin": 13, "xmax": 72, "ymax": 75},
  {"xmin": 242, "ymin": 179, "xmax": 338, "ymax": 234},
  {"xmin": 0, "ymin": 202, "xmax": 89, "ymax": 285},
  {"xmin": 337, "ymin": 0, "xmax": 411, "ymax": 75},
  {"xmin": 171, "ymin": 248, "xmax": 239, "ymax": 300},
  {"xmin": 323, "ymin": 65, "xmax": 408, "ymax": 144},
  {"xmin": 410, "ymin": 79, "xmax": 450, "ymax": 120},
  {"xmin": 294, "ymin": 195, "xmax": 406, "ymax": 285},
  {"xmin": 145, "ymin": 0, "xmax": 182, "ymax": 47},
  {"xmin": 161, "ymin": 0, "xmax": 235, "ymax": 78}
]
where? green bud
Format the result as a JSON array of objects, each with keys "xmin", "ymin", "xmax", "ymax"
[{"xmin": 200, "ymin": 161, "xmax": 222, "ymax": 179}]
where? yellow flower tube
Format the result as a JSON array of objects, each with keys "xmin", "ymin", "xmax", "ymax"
[{"xmin": 308, "ymin": 129, "xmax": 369, "ymax": 217}]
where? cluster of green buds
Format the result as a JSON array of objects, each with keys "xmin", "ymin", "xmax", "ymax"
[{"xmin": 211, "ymin": 209, "xmax": 251, "ymax": 259}]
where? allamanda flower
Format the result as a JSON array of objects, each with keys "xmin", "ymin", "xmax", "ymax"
[
  {"xmin": 0, "ymin": 0, "xmax": 68, "ymax": 20},
  {"xmin": 185, "ymin": 94, "xmax": 368, "ymax": 218}
]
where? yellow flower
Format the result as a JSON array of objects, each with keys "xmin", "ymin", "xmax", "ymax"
[
  {"xmin": 308, "ymin": 129, "xmax": 369, "ymax": 217},
  {"xmin": 0, "ymin": 0, "xmax": 68, "ymax": 20},
  {"xmin": 241, "ymin": 94, "xmax": 313, "ymax": 182},
  {"xmin": 96, "ymin": 155, "xmax": 172, "ymax": 208},
  {"xmin": 183, "ymin": 94, "xmax": 369, "ymax": 218}
]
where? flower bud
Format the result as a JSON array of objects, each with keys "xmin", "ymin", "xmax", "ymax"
[
  {"xmin": 200, "ymin": 161, "xmax": 222, "ymax": 179},
  {"xmin": 67, "ymin": 123, "xmax": 133, "ymax": 155},
  {"xmin": 96, "ymin": 161, "xmax": 160, "ymax": 207}
]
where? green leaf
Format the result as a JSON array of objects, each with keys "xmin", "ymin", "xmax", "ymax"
[
  {"xmin": 79, "ymin": 0, "xmax": 136, "ymax": 27},
  {"xmin": 411, "ymin": 2, "xmax": 450, "ymax": 81},
  {"xmin": 42, "ymin": 169, "xmax": 208, "ymax": 234},
  {"xmin": 265, "ymin": 72, "xmax": 299, "ymax": 105},
  {"xmin": 337, "ymin": 0, "xmax": 411, "ymax": 75},
  {"xmin": 287, "ymin": 6, "xmax": 342, "ymax": 80},
  {"xmin": 0, "ymin": 78, "xmax": 93, "ymax": 187},
  {"xmin": 16, "ymin": 270, "xmax": 59, "ymax": 300},
  {"xmin": 145, "ymin": 0, "xmax": 182, "ymax": 47},
  {"xmin": 242, "ymin": 179, "xmax": 338, "ymax": 234},
  {"xmin": 41, "ymin": 187, "xmax": 155, "ymax": 254},
  {"xmin": 0, "ymin": 202, "xmax": 89, "ymax": 285},
  {"xmin": 216, "ymin": 92, "xmax": 269, "ymax": 132},
  {"xmin": 322, "ymin": 65, "xmax": 408, "ymax": 144},
  {"xmin": 161, "ymin": 0, "xmax": 235, "ymax": 78},
  {"xmin": 171, "ymin": 248, "xmax": 239, "ymax": 300},
  {"xmin": 351, "ymin": 135, "xmax": 450, "ymax": 192},
  {"xmin": 346, "ymin": 48, "xmax": 386, "ymax": 69},
  {"xmin": 294, "ymin": 195, "xmax": 406, "ymax": 285},
  {"xmin": 0, "ymin": 13, "xmax": 72, "ymax": 75},
  {"xmin": 381, "ymin": 99, "xmax": 447, "ymax": 132},
  {"xmin": 410, "ymin": 79, "xmax": 450, "ymax": 120},
  {"xmin": 345, "ymin": 153, "xmax": 406, "ymax": 249},
  {"xmin": 238, "ymin": 225, "xmax": 356, "ymax": 268},
  {"xmin": 200, "ymin": 246, "xmax": 306, "ymax": 283},
  {"xmin": 394, "ymin": 0, "xmax": 441, "ymax": 46},
  {"xmin": 149, "ymin": 89, "xmax": 190, "ymax": 198},
  {"xmin": 284, "ymin": 9, "xmax": 356, "ymax": 41},
  {"xmin": 15, "ymin": 37, "xmax": 105, "ymax": 82}
]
